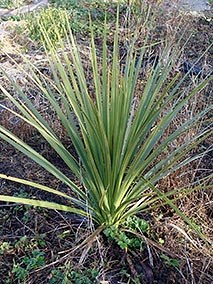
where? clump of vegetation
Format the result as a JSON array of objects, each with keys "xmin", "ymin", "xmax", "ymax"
[
  {"xmin": 104, "ymin": 216, "xmax": 149, "ymax": 250},
  {"xmin": 0, "ymin": 0, "xmax": 25, "ymax": 9},
  {"xmin": 47, "ymin": 266, "xmax": 99, "ymax": 284},
  {"xmin": 160, "ymin": 254, "xmax": 180, "ymax": 269},
  {"xmin": 0, "ymin": 11, "xmax": 212, "ymax": 234},
  {"xmin": 12, "ymin": 249, "xmax": 46, "ymax": 283},
  {"xmin": 49, "ymin": 0, "xmax": 117, "ymax": 33},
  {"xmin": 25, "ymin": 2, "xmax": 116, "ymax": 45},
  {"xmin": 26, "ymin": 7, "xmax": 69, "ymax": 46},
  {"xmin": 0, "ymin": 235, "xmax": 46, "ymax": 283}
]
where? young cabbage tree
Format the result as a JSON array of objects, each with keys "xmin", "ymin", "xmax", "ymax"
[{"xmin": 0, "ymin": 13, "xmax": 212, "ymax": 240}]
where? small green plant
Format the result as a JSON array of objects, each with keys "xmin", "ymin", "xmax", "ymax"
[
  {"xmin": 69, "ymin": 269, "xmax": 98, "ymax": 284},
  {"xmin": 120, "ymin": 268, "xmax": 141, "ymax": 284},
  {"xmin": 104, "ymin": 216, "xmax": 149, "ymax": 249},
  {"xmin": 49, "ymin": 269, "xmax": 64, "ymax": 283},
  {"xmin": 123, "ymin": 216, "xmax": 149, "ymax": 232},
  {"xmin": 49, "ymin": 266, "xmax": 98, "ymax": 284},
  {"xmin": 12, "ymin": 249, "xmax": 46, "ymax": 283},
  {"xmin": 14, "ymin": 235, "xmax": 46, "ymax": 251},
  {"xmin": 0, "ymin": 241, "xmax": 11, "ymax": 254},
  {"xmin": 160, "ymin": 254, "xmax": 180, "ymax": 269}
]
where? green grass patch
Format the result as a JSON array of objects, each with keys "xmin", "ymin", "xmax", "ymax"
[{"xmin": 0, "ymin": 0, "xmax": 25, "ymax": 9}]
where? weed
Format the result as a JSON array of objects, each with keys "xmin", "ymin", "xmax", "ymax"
[
  {"xmin": 120, "ymin": 268, "xmax": 141, "ymax": 284},
  {"xmin": 14, "ymin": 235, "xmax": 46, "ymax": 251},
  {"xmin": 49, "ymin": 269, "xmax": 64, "ymax": 283},
  {"xmin": 26, "ymin": 8, "xmax": 69, "ymax": 46},
  {"xmin": 0, "ymin": 241, "xmax": 11, "ymax": 254},
  {"xmin": 48, "ymin": 266, "xmax": 98, "ymax": 284},
  {"xmin": 49, "ymin": 0, "xmax": 115, "ymax": 34},
  {"xmin": 123, "ymin": 216, "xmax": 149, "ymax": 232},
  {"xmin": 104, "ymin": 216, "xmax": 149, "ymax": 250},
  {"xmin": 12, "ymin": 249, "xmax": 45, "ymax": 283},
  {"xmin": 25, "ymin": 3, "xmax": 108, "ymax": 45},
  {"xmin": 0, "ymin": 0, "xmax": 25, "ymax": 9},
  {"xmin": 158, "ymin": 237, "xmax": 164, "ymax": 245},
  {"xmin": 160, "ymin": 254, "xmax": 180, "ymax": 269},
  {"xmin": 68, "ymin": 269, "xmax": 98, "ymax": 284}
]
